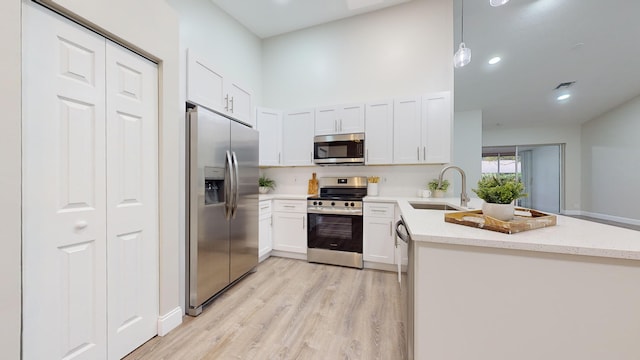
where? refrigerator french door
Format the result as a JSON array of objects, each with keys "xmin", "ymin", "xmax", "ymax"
[{"xmin": 186, "ymin": 105, "xmax": 258, "ymax": 316}]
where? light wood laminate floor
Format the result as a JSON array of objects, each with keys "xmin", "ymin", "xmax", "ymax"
[{"xmin": 125, "ymin": 257, "xmax": 407, "ymax": 360}]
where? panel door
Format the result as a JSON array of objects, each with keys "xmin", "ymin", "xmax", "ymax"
[
  {"xmin": 363, "ymin": 218, "xmax": 395, "ymax": 264},
  {"xmin": 258, "ymin": 201, "xmax": 273, "ymax": 260},
  {"xmin": 186, "ymin": 49, "xmax": 225, "ymax": 113},
  {"xmin": 282, "ymin": 109, "xmax": 315, "ymax": 166},
  {"xmin": 393, "ymin": 96, "xmax": 423, "ymax": 164},
  {"xmin": 105, "ymin": 41, "xmax": 159, "ymax": 360},
  {"xmin": 422, "ymin": 91, "xmax": 452, "ymax": 164},
  {"xmin": 339, "ymin": 104, "xmax": 365, "ymax": 133},
  {"xmin": 256, "ymin": 107, "xmax": 283, "ymax": 166},
  {"xmin": 22, "ymin": 3, "xmax": 107, "ymax": 359},
  {"xmin": 365, "ymin": 100, "xmax": 394, "ymax": 165},
  {"xmin": 272, "ymin": 212, "xmax": 307, "ymax": 254},
  {"xmin": 315, "ymin": 106, "xmax": 338, "ymax": 135}
]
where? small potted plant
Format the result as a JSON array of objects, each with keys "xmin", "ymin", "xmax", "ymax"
[
  {"xmin": 258, "ymin": 175, "xmax": 276, "ymax": 194},
  {"xmin": 472, "ymin": 175, "xmax": 527, "ymax": 221},
  {"xmin": 428, "ymin": 179, "xmax": 450, "ymax": 198}
]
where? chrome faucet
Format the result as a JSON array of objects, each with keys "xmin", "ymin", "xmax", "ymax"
[{"xmin": 438, "ymin": 165, "xmax": 470, "ymax": 208}]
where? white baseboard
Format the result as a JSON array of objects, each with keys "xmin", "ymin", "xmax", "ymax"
[
  {"xmin": 561, "ymin": 209, "xmax": 582, "ymax": 216},
  {"xmin": 157, "ymin": 306, "xmax": 183, "ymax": 336},
  {"xmin": 258, "ymin": 251, "xmax": 272, "ymax": 263},
  {"xmin": 580, "ymin": 211, "xmax": 640, "ymax": 227},
  {"xmin": 364, "ymin": 261, "xmax": 397, "ymax": 272}
]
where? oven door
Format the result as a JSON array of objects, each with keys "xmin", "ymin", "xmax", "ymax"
[
  {"xmin": 313, "ymin": 133, "xmax": 364, "ymax": 165},
  {"xmin": 307, "ymin": 212, "xmax": 363, "ymax": 253}
]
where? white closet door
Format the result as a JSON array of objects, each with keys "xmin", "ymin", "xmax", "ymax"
[
  {"xmin": 105, "ymin": 41, "xmax": 159, "ymax": 359},
  {"xmin": 22, "ymin": 3, "xmax": 107, "ymax": 359}
]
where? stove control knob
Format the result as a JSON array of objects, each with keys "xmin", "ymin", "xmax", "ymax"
[
  {"xmin": 344, "ymin": 202, "xmax": 349, "ymax": 207},
  {"xmin": 331, "ymin": 202, "xmax": 335, "ymax": 206},
  {"xmin": 313, "ymin": 201, "xmax": 317, "ymax": 206},
  {"xmin": 350, "ymin": 202, "xmax": 355, "ymax": 207},
  {"xmin": 318, "ymin": 201, "xmax": 323, "ymax": 206}
]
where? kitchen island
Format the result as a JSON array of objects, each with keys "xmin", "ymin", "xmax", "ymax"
[{"xmin": 396, "ymin": 198, "xmax": 640, "ymax": 360}]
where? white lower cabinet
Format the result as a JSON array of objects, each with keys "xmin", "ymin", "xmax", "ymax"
[
  {"xmin": 258, "ymin": 200, "xmax": 273, "ymax": 261},
  {"xmin": 363, "ymin": 202, "xmax": 396, "ymax": 264},
  {"xmin": 272, "ymin": 200, "xmax": 308, "ymax": 254}
]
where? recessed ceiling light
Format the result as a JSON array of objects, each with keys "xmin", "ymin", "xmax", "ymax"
[
  {"xmin": 488, "ymin": 56, "xmax": 501, "ymax": 65},
  {"xmin": 557, "ymin": 94, "xmax": 571, "ymax": 101}
]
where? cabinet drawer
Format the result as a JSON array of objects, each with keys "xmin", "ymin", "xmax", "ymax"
[
  {"xmin": 273, "ymin": 199, "xmax": 306, "ymax": 213},
  {"xmin": 364, "ymin": 202, "xmax": 395, "ymax": 218}
]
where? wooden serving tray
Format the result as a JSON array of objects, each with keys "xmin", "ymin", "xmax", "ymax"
[{"xmin": 444, "ymin": 208, "xmax": 557, "ymax": 234}]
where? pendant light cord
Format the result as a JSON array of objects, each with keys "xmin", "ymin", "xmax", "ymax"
[{"xmin": 461, "ymin": 0, "xmax": 465, "ymax": 43}]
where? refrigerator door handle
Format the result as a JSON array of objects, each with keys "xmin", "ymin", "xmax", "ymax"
[
  {"xmin": 225, "ymin": 150, "xmax": 233, "ymax": 220},
  {"xmin": 231, "ymin": 151, "xmax": 240, "ymax": 218}
]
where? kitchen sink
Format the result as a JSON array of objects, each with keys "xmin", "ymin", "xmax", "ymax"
[{"xmin": 409, "ymin": 202, "xmax": 462, "ymax": 211}]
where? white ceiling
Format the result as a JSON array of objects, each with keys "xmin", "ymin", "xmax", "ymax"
[
  {"xmin": 456, "ymin": 0, "xmax": 640, "ymax": 129},
  {"xmin": 211, "ymin": 0, "xmax": 640, "ymax": 129},
  {"xmin": 211, "ymin": 0, "xmax": 413, "ymax": 38}
]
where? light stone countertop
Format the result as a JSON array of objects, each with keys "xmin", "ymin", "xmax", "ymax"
[
  {"xmin": 388, "ymin": 197, "xmax": 640, "ymax": 260},
  {"xmin": 259, "ymin": 193, "xmax": 309, "ymax": 201}
]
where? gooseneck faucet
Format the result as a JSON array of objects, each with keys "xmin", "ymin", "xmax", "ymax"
[{"xmin": 438, "ymin": 165, "xmax": 470, "ymax": 208}]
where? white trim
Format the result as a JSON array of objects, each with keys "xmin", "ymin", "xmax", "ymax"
[
  {"xmin": 157, "ymin": 306, "xmax": 183, "ymax": 336},
  {"xmin": 258, "ymin": 251, "xmax": 272, "ymax": 263},
  {"xmin": 561, "ymin": 209, "xmax": 582, "ymax": 216},
  {"xmin": 580, "ymin": 211, "xmax": 640, "ymax": 227},
  {"xmin": 364, "ymin": 261, "xmax": 398, "ymax": 272}
]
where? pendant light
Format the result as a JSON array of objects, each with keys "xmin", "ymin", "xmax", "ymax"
[
  {"xmin": 453, "ymin": 0, "xmax": 471, "ymax": 68},
  {"xmin": 490, "ymin": 0, "xmax": 510, "ymax": 7}
]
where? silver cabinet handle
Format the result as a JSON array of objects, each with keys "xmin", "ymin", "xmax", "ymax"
[
  {"xmin": 283, "ymin": 205, "xmax": 296, "ymax": 208},
  {"xmin": 224, "ymin": 94, "xmax": 229, "ymax": 111},
  {"xmin": 339, "ymin": 119, "xmax": 343, "ymax": 132},
  {"xmin": 303, "ymin": 216, "xmax": 306, "ymax": 229},
  {"xmin": 278, "ymin": 152, "xmax": 281, "ymax": 164},
  {"xmin": 417, "ymin": 147, "xmax": 420, "ymax": 160},
  {"xmin": 310, "ymin": 152, "xmax": 313, "ymax": 163},
  {"xmin": 389, "ymin": 221, "xmax": 392, "ymax": 237},
  {"xmin": 260, "ymin": 205, "xmax": 270, "ymax": 210},
  {"xmin": 423, "ymin": 146, "xmax": 426, "ymax": 161},
  {"xmin": 366, "ymin": 149, "xmax": 369, "ymax": 162},
  {"xmin": 230, "ymin": 96, "xmax": 235, "ymax": 113}
]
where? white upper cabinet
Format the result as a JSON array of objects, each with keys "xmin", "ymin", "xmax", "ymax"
[
  {"xmin": 187, "ymin": 49, "xmax": 254, "ymax": 126},
  {"xmin": 365, "ymin": 100, "xmax": 394, "ymax": 165},
  {"xmin": 422, "ymin": 91, "xmax": 452, "ymax": 164},
  {"xmin": 282, "ymin": 109, "xmax": 315, "ymax": 166},
  {"xmin": 393, "ymin": 96, "xmax": 422, "ymax": 164},
  {"xmin": 256, "ymin": 107, "xmax": 283, "ymax": 166},
  {"xmin": 393, "ymin": 92, "xmax": 451, "ymax": 164},
  {"xmin": 314, "ymin": 103, "xmax": 364, "ymax": 135}
]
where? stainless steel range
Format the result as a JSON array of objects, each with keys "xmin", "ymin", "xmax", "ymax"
[{"xmin": 307, "ymin": 176, "xmax": 367, "ymax": 269}]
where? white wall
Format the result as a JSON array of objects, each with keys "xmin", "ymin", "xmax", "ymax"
[
  {"xmin": 261, "ymin": 0, "xmax": 453, "ymax": 109},
  {"xmin": 582, "ymin": 95, "xmax": 640, "ymax": 223},
  {"xmin": 483, "ymin": 125, "xmax": 582, "ymax": 213},
  {"xmin": 260, "ymin": 0, "xmax": 453, "ymax": 197},
  {"xmin": 0, "ymin": 1, "xmax": 22, "ymax": 357},
  {"xmin": 165, "ymin": 0, "xmax": 263, "ymax": 314},
  {"xmin": 453, "ymin": 110, "xmax": 482, "ymax": 197}
]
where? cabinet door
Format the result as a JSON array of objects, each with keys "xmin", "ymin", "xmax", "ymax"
[
  {"xmin": 226, "ymin": 80, "xmax": 253, "ymax": 127},
  {"xmin": 258, "ymin": 201, "xmax": 272, "ymax": 261},
  {"xmin": 315, "ymin": 106, "xmax": 338, "ymax": 135},
  {"xmin": 363, "ymin": 217, "xmax": 395, "ymax": 264},
  {"xmin": 257, "ymin": 107, "xmax": 283, "ymax": 166},
  {"xmin": 282, "ymin": 109, "xmax": 315, "ymax": 166},
  {"xmin": 365, "ymin": 100, "xmax": 394, "ymax": 164},
  {"xmin": 272, "ymin": 212, "xmax": 307, "ymax": 254},
  {"xmin": 339, "ymin": 104, "xmax": 365, "ymax": 133},
  {"xmin": 393, "ymin": 96, "xmax": 422, "ymax": 164},
  {"xmin": 186, "ymin": 49, "xmax": 225, "ymax": 113},
  {"xmin": 422, "ymin": 91, "xmax": 452, "ymax": 164}
]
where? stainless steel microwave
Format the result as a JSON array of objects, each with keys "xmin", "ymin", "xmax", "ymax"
[{"xmin": 313, "ymin": 133, "xmax": 365, "ymax": 165}]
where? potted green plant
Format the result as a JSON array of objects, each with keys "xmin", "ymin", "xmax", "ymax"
[
  {"xmin": 472, "ymin": 175, "xmax": 527, "ymax": 221},
  {"xmin": 427, "ymin": 179, "xmax": 450, "ymax": 198},
  {"xmin": 258, "ymin": 175, "xmax": 276, "ymax": 194}
]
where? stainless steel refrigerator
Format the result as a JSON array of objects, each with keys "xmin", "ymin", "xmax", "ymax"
[{"xmin": 186, "ymin": 105, "xmax": 259, "ymax": 316}]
